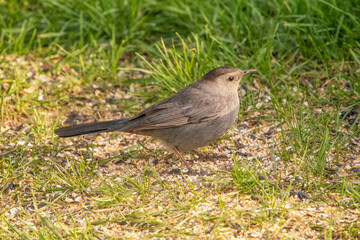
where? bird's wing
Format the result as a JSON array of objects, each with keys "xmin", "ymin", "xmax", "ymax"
[{"xmin": 129, "ymin": 93, "xmax": 222, "ymax": 130}]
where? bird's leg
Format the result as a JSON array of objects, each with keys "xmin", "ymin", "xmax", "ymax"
[{"xmin": 172, "ymin": 148, "xmax": 196, "ymax": 174}]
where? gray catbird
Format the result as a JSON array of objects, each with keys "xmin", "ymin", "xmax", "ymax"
[{"xmin": 55, "ymin": 67, "xmax": 256, "ymax": 173}]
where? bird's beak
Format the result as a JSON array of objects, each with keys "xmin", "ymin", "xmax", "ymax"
[{"xmin": 242, "ymin": 69, "xmax": 256, "ymax": 76}]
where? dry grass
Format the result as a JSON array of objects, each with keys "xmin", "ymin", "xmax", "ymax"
[{"xmin": 1, "ymin": 53, "xmax": 360, "ymax": 239}]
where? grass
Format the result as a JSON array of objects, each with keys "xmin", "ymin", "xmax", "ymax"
[{"xmin": 1, "ymin": 0, "xmax": 360, "ymax": 238}]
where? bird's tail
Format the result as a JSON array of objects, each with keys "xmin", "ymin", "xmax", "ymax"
[{"xmin": 55, "ymin": 119, "xmax": 128, "ymax": 137}]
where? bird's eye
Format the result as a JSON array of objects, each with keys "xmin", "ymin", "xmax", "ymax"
[{"xmin": 228, "ymin": 76, "xmax": 234, "ymax": 81}]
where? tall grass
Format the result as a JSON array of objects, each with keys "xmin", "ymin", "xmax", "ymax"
[{"xmin": 1, "ymin": 0, "xmax": 359, "ymax": 63}]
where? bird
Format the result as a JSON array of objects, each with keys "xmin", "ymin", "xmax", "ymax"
[{"xmin": 55, "ymin": 66, "xmax": 256, "ymax": 173}]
